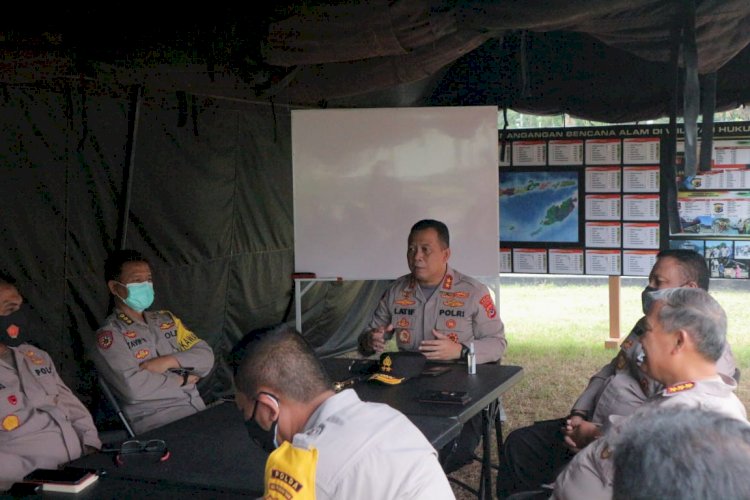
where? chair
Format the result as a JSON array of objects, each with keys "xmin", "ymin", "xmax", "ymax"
[{"xmin": 95, "ymin": 376, "xmax": 136, "ymax": 443}]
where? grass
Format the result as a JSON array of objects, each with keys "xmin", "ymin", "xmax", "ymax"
[{"xmin": 449, "ymin": 280, "xmax": 750, "ymax": 498}]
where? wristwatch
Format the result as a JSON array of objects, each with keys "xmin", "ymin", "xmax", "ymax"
[{"xmin": 460, "ymin": 344, "xmax": 470, "ymax": 361}]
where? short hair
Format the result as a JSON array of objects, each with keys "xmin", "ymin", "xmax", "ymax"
[
  {"xmin": 0, "ymin": 271, "xmax": 16, "ymax": 287},
  {"xmin": 409, "ymin": 219, "xmax": 450, "ymax": 248},
  {"xmin": 653, "ymin": 287, "xmax": 726, "ymax": 362},
  {"xmin": 234, "ymin": 325, "xmax": 332, "ymax": 403},
  {"xmin": 104, "ymin": 249, "xmax": 149, "ymax": 282},
  {"xmin": 657, "ymin": 249, "xmax": 709, "ymax": 291},
  {"xmin": 613, "ymin": 405, "xmax": 750, "ymax": 500}
]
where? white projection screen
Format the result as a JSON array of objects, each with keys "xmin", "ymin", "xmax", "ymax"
[{"xmin": 292, "ymin": 106, "xmax": 499, "ymax": 280}]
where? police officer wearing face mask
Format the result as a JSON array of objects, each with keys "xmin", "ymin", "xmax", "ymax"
[
  {"xmin": 0, "ymin": 273, "xmax": 101, "ymax": 491},
  {"xmin": 92, "ymin": 250, "xmax": 215, "ymax": 434},
  {"xmin": 497, "ymin": 249, "xmax": 738, "ymax": 498}
]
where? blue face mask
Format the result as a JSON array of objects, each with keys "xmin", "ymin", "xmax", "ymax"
[{"xmin": 117, "ymin": 282, "xmax": 155, "ymax": 312}]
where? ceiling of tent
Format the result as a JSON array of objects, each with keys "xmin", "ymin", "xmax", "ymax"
[{"xmin": 2, "ymin": 0, "xmax": 750, "ymax": 122}]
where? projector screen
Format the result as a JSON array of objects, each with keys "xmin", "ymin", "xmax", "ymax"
[{"xmin": 292, "ymin": 106, "xmax": 499, "ymax": 280}]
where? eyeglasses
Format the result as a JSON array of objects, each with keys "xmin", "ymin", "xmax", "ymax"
[{"xmin": 110, "ymin": 439, "xmax": 170, "ymax": 466}]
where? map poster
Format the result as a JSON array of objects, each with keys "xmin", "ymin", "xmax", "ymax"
[
  {"xmin": 676, "ymin": 191, "xmax": 750, "ymax": 236},
  {"xmin": 585, "ymin": 139, "xmax": 621, "ymax": 165},
  {"xmin": 623, "ymin": 194, "xmax": 659, "ymax": 221},
  {"xmin": 549, "ymin": 248, "xmax": 584, "ymax": 274},
  {"xmin": 585, "ymin": 249, "xmax": 621, "ymax": 275},
  {"xmin": 623, "ymin": 222, "xmax": 659, "ymax": 249},
  {"xmin": 623, "ymin": 166, "xmax": 660, "ymax": 192},
  {"xmin": 499, "ymin": 170, "xmax": 580, "ymax": 243},
  {"xmin": 585, "ymin": 194, "xmax": 621, "ymax": 220},
  {"xmin": 512, "ymin": 140, "xmax": 547, "ymax": 166},
  {"xmin": 549, "ymin": 139, "xmax": 584, "ymax": 166},
  {"xmin": 513, "ymin": 248, "xmax": 547, "ymax": 273},
  {"xmin": 499, "ymin": 248, "xmax": 512, "ymax": 273},
  {"xmin": 585, "ymin": 166, "xmax": 621, "ymax": 193},
  {"xmin": 585, "ymin": 222, "xmax": 622, "ymax": 247},
  {"xmin": 623, "ymin": 137, "xmax": 660, "ymax": 164},
  {"xmin": 623, "ymin": 250, "xmax": 658, "ymax": 276}
]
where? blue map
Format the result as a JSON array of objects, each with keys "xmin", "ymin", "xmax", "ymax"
[{"xmin": 499, "ymin": 171, "xmax": 579, "ymax": 243}]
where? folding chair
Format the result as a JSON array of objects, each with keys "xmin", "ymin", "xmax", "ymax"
[{"xmin": 96, "ymin": 376, "xmax": 136, "ymax": 442}]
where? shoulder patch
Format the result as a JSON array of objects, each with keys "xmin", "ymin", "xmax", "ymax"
[
  {"xmin": 479, "ymin": 294, "xmax": 497, "ymax": 319},
  {"xmin": 97, "ymin": 331, "xmax": 114, "ymax": 350},
  {"xmin": 665, "ymin": 381, "xmax": 695, "ymax": 395}
]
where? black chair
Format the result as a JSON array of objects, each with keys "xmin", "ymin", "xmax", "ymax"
[{"xmin": 94, "ymin": 376, "xmax": 136, "ymax": 443}]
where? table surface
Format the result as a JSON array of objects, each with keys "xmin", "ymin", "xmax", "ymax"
[{"xmin": 58, "ymin": 359, "xmax": 523, "ymax": 497}]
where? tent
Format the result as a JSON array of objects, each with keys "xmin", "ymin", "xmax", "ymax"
[{"xmin": 2, "ymin": 1, "xmax": 750, "ymax": 401}]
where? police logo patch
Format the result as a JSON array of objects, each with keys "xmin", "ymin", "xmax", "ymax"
[
  {"xmin": 397, "ymin": 318, "xmax": 410, "ymax": 328},
  {"xmin": 447, "ymin": 333, "xmax": 459, "ymax": 343},
  {"xmin": 398, "ymin": 329, "xmax": 411, "ymax": 343},
  {"xmin": 442, "ymin": 275, "xmax": 453, "ymax": 290},
  {"xmin": 7, "ymin": 395, "xmax": 17, "ymax": 406},
  {"xmin": 444, "ymin": 299, "xmax": 464, "ymax": 308},
  {"xmin": 97, "ymin": 331, "xmax": 114, "ymax": 350},
  {"xmin": 135, "ymin": 349, "xmax": 150, "ymax": 360},
  {"xmin": 123, "ymin": 330, "xmax": 137, "ymax": 339},
  {"xmin": 395, "ymin": 299, "xmax": 416, "ymax": 306},
  {"xmin": 6, "ymin": 324, "xmax": 19, "ymax": 338},
  {"xmin": 479, "ymin": 294, "xmax": 497, "ymax": 319},
  {"xmin": 2, "ymin": 414, "xmax": 19, "ymax": 431},
  {"xmin": 446, "ymin": 319, "xmax": 456, "ymax": 329}
]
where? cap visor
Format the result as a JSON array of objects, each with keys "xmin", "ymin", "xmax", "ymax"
[{"xmin": 369, "ymin": 373, "xmax": 405, "ymax": 385}]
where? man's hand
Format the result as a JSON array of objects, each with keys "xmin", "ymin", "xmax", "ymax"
[
  {"xmin": 366, "ymin": 325, "xmax": 393, "ymax": 353},
  {"xmin": 419, "ymin": 330, "xmax": 462, "ymax": 360},
  {"xmin": 186, "ymin": 374, "xmax": 200, "ymax": 385},
  {"xmin": 562, "ymin": 417, "xmax": 601, "ymax": 452},
  {"xmin": 139, "ymin": 354, "xmax": 179, "ymax": 374}
]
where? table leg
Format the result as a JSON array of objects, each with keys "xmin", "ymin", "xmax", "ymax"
[{"xmin": 480, "ymin": 406, "xmax": 492, "ymax": 500}]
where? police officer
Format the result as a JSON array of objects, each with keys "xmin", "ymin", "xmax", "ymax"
[
  {"xmin": 358, "ymin": 219, "xmax": 506, "ymax": 472},
  {"xmin": 93, "ymin": 250, "xmax": 214, "ymax": 434},
  {"xmin": 551, "ymin": 288, "xmax": 746, "ymax": 499},
  {"xmin": 0, "ymin": 274, "xmax": 101, "ymax": 490}
]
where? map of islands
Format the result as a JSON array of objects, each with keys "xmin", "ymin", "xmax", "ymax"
[{"xmin": 500, "ymin": 171, "xmax": 580, "ymax": 243}]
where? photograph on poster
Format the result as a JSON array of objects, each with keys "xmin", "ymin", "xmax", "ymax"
[
  {"xmin": 499, "ymin": 170, "xmax": 581, "ymax": 245},
  {"xmin": 703, "ymin": 240, "xmax": 746, "ymax": 278},
  {"xmin": 677, "ymin": 192, "xmax": 750, "ymax": 236},
  {"xmin": 669, "ymin": 239, "xmax": 705, "ymax": 254}
]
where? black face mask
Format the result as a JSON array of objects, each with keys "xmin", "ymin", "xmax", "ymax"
[
  {"xmin": 641, "ymin": 285, "xmax": 658, "ymax": 315},
  {"xmin": 0, "ymin": 304, "xmax": 31, "ymax": 347},
  {"xmin": 243, "ymin": 392, "xmax": 280, "ymax": 454}
]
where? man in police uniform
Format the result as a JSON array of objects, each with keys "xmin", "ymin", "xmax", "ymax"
[
  {"xmin": 235, "ymin": 326, "xmax": 454, "ymax": 500},
  {"xmin": 0, "ymin": 274, "xmax": 101, "ymax": 490},
  {"xmin": 551, "ymin": 287, "xmax": 746, "ymax": 499},
  {"xmin": 93, "ymin": 250, "xmax": 214, "ymax": 434},
  {"xmin": 358, "ymin": 219, "xmax": 506, "ymax": 471},
  {"xmin": 497, "ymin": 249, "xmax": 737, "ymax": 497}
]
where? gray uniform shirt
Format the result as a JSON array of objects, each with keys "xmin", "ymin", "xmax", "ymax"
[
  {"xmin": 359, "ymin": 266, "xmax": 506, "ymax": 364},
  {"xmin": 0, "ymin": 344, "xmax": 101, "ymax": 488},
  {"xmin": 572, "ymin": 317, "xmax": 737, "ymax": 426},
  {"xmin": 93, "ymin": 310, "xmax": 214, "ymax": 434},
  {"xmin": 552, "ymin": 375, "xmax": 747, "ymax": 500}
]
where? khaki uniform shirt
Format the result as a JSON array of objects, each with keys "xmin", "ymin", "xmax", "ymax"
[
  {"xmin": 94, "ymin": 310, "xmax": 214, "ymax": 434},
  {"xmin": 359, "ymin": 266, "xmax": 506, "ymax": 364},
  {"xmin": 552, "ymin": 375, "xmax": 747, "ymax": 500},
  {"xmin": 0, "ymin": 344, "xmax": 101, "ymax": 488},
  {"xmin": 572, "ymin": 317, "xmax": 737, "ymax": 426}
]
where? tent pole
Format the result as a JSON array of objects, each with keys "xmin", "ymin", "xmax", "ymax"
[{"xmin": 116, "ymin": 85, "xmax": 143, "ymax": 250}]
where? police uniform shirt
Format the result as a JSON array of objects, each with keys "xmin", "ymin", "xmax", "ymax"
[
  {"xmin": 361, "ymin": 266, "xmax": 506, "ymax": 364},
  {"xmin": 94, "ymin": 310, "xmax": 214, "ymax": 434},
  {"xmin": 0, "ymin": 344, "xmax": 101, "ymax": 488},
  {"xmin": 551, "ymin": 375, "xmax": 747, "ymax": 500},
  {"xmin": 264, "ymin": 389, "xmax": 454, "ymax": 500}
]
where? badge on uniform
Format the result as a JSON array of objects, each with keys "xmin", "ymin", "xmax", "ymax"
[
  {"xmin": 97, "ymin": 331, "xmax": 114, "ymax": 349},
  {"xmin": 135, "ymin": 349, "xmax": 150, "ymax": 360},
  {"xmin": 2, "ymin": 414, "xmax": 19, "ymax": 431}
]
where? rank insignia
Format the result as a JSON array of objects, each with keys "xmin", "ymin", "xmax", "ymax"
[
  {"xmin": 117, "ymin": 313, "xmax": 134, "ymax": 325},
  {"xmin": 97, "ymin": 331, "xmax": 114, "ymax": 350},
  {"xmin": 395, "ymin": 299, "xmax": 416, "ymax": 306},
  {"xmin": 444, "ymin": 299, "xmax": 464, "ymax": 308},
  {"xmin": 135, "ymin": 349, "xmax": 150, "ymax": 360},
  {"xmin": 398, "ymin": 329, "xmax": 411, "ymax": 343},
  {"xmin": 2, "ymin": 415, "xmax": 19, "ymax": 431},
  {"xmin": 454, "ymin": 291, "xmax": 470, "ymax": 299},
  {"xmin": 600, "ymin": 444, "xmax": 612, "ymax": 459},
  {"xmin": 397, "ymin": 318, "xmax": 410, "ymax": 328},
  {"xmin": 7, "ymin": 395, "xmax": 17, "ymax": 406},
  {"xmin": 442, "ymin": 275, "xmax": 453, "ymax": 290},
  {"xmin": 479, "ymin": 294, "xmax": 497, "ymax": 319},
  {"xmin": 446, "ymin": 319, "xmax": 457, "ymax": 329},
  {"xmin": 665, "ymin": 381, "xmax": 695, "ymax": 395},
  {"xmin": 5, "ymin": 324, "xmax": 19, "ymax": 338},
  {"xmin": 123, "ymin": 330, "xmax": 137, "ymax": 339},
  {"xmin": 447, "ymin": 333, "xmax": 459, "ymax": 343},
  {"xmin": 23, "ymin": 350, "xmax": 44, "ymax": 365},
  {"xmin": 160, "ymin": 322, "xmax": 175, "ymax": 330}
]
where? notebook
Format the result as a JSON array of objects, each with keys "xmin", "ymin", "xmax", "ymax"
[{"xmin": 23, "ymin": 467, "xmax": 99, "ymax": 493}]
